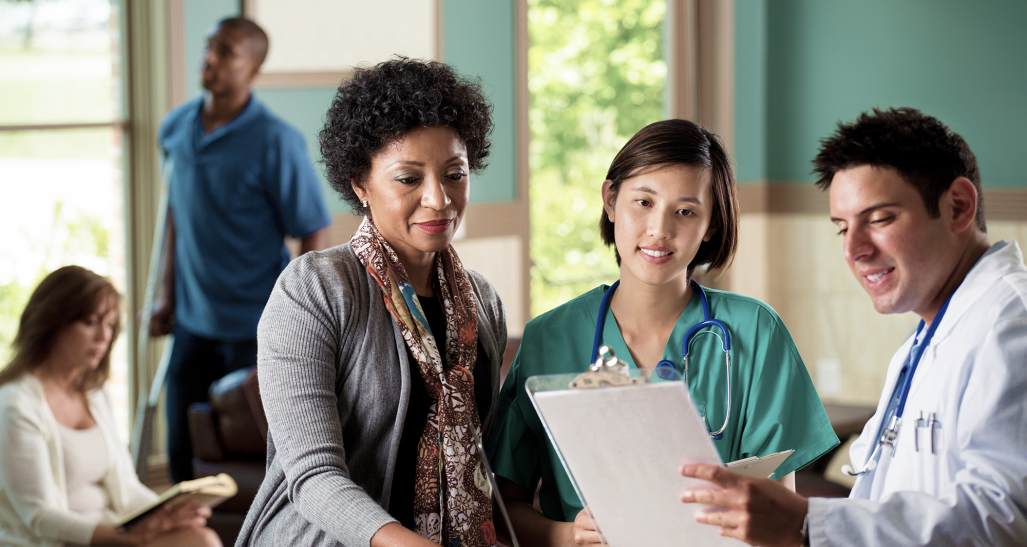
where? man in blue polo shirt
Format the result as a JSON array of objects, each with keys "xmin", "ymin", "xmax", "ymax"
[{"xmin": 151, "ymin": 16, "xmax": 331, "ymax": 482}]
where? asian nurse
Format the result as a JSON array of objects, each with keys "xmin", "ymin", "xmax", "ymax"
[{"xmin": 487, "ymin": 119, "xmax": 840, "ymax": 546}]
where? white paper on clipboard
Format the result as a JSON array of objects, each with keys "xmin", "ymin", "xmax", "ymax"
[
  {"xmin": 529, "ymin": 378, "xmax": 748, "ymax": 547},
  {"xmin": 727, "ymin": 450, "xmax": 794, "ymax": 479}
]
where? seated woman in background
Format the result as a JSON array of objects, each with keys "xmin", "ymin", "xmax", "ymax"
[
  {"xmin": 237, "ymin": 57, "xmax": 506, "ymax": 547},
  {"xmin": 0, "ymin": 265, "xmax": 220, "ymax": 547},
  {"xmin": 487, "ymin": 119, "xmax": 840, "ymax": 546}
]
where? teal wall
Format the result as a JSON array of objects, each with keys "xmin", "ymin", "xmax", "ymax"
[
  {"xmin": 179, "ymin": 0, "xmax": 518, "ymax": 212},
  {"xmin": 183, "ymin": 0, "xmax": 238, "ymax": 101},
  {"xmin": 253, "ymin": 87, "xmax": 345, "ymax": 210},
  {"xmin": 735, "ymin": 0, "xmax": 1027, "ymax": 188},
  {"xmin": 734, "ymin": 1, "xmax": 768, "ymax": 186},
  {"xmin": 443, "ymin": 0, "xmax": 518, "ymax": 203}
]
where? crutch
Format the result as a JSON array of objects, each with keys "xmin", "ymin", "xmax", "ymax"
[{"xmin": 130, "ymin": 176, "xmax": 175, "ymax": 482}]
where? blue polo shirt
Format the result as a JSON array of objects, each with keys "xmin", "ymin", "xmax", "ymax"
[{"xmin": 158, "ymin": 96, "xmax": 332, "ymax": 340}]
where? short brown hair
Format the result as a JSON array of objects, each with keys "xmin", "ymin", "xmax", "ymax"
[
  {"xmin": 0, "ymin": 266, "xmax": 121, "ymax": 392},
  {"xmin": 600, "ymin": 119, "xmax": 739, "ymax": 278}
]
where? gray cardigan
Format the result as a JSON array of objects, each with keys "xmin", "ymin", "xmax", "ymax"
[{"xmin": 236, "ymin": 244, "xmax": 506, "ymax": 547}]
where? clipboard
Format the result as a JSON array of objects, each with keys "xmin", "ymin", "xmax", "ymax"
[{"xmin": 525, "ymin": 347, "xmax": 792, "ymax": 546}]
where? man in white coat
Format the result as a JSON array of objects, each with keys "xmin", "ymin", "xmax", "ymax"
[{"xmin": 679, "ymin": 107, "xmax": 1027, "ymax": 546}]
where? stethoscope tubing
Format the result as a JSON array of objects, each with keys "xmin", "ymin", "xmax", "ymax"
[{"xmin": 591, "ymin": 279, "xmax": 732, "ymax": 439}]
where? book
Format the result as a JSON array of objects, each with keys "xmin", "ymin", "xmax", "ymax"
[{"xmin": 114, "ymin": 473, "xmax": 238, "ymax": 529}]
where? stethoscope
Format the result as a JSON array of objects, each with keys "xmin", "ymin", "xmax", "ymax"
[
  {"xmin": 842, "ymin": 287, "xmax": 957, "ymax": 476},
  {"xmin": 591, "ymin": 278, "xmax": 733, "ymax": 439}
]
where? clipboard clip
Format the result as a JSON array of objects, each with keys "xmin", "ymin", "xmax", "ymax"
[{"xmin": 569, "ymin": 345, "xmax": 644, "ymax": 389}]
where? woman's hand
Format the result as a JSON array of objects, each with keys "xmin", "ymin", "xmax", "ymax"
[
  {"xmin": 90, "ymin": 502, "xmax": 210, "ymax": 545},
  {"xmin": 564, "ymin": 507, "xmax": 604, "ymax": 546},
  {"xmin": 127, "ymin": 502, "xmax": 211, "ymax": 544}
]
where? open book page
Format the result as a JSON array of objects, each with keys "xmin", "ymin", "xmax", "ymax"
[{"xmin": 114, "ymin": 473, "xmax": 238, "ymax": 528}]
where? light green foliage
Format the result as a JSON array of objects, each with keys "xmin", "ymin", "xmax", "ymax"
[
  {"xmin": 529, "ymin": 0, "xmax": 667, "ymax": 317},
  {"xmin": 0, "ymin": 204, "xmax": 110, "ymax": 367},
  {"xmin": 0, "ymin": 283, "xmax": 30, "ymax": 366}
]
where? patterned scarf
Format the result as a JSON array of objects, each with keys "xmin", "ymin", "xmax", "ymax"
[{"xmin": 351, "ymin": 217, "xmax": 496, "ymax": 547}]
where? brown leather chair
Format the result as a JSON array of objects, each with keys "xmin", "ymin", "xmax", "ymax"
[
  {"xmin": 187, "ymin": 367, "xmax": 267, "ymax": 545},
  {"xmin": 183, "ymin": 337, "xmax": 520, "ymax": 544}
]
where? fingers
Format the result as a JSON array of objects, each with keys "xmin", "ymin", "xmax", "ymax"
[
  {"xmin": 679, "ymin": 463, "xmax": 739, "ymax": 487},
  {"xmin": 680, "ymin": 487, "xmax": 727, "ymax": 506},
  {"xmin": 573, "ymin": 508, "xmax": 596, "ymax": 531},
  {"xmin": 679, "ymin": 464, "xmax": 747, "ymax": 510},
  {"xmin": 573, "ymin": 527, "xmax": 604, "ymax": 545},
  {"xmin": 572, "ymin": 508, "xmax": 606, "ymax": 545}
]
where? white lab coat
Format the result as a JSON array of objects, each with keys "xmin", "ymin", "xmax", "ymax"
[{"xmin": 808, "ymin": 240, "xmax": 1027, "ymax": 546}]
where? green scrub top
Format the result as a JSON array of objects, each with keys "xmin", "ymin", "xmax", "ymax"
[{"xmin": 486, "ymin": 284, "xmax": 839, "ymax": 523}]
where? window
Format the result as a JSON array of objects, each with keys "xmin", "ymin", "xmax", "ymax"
[
  {"xmin": 0, "ymin": 0, "xmax": 130, "ymax": 438},
  {"xmin": 528, "ymin": 0, "xmax": 667, "ymax": 315}
]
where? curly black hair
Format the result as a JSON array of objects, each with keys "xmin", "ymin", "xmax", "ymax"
[
  {"xmin": 320, "ymin": 57, "xmax": 494, "ymax": 213},
  {"xmin": 812, "ymin": 107, "xmax": 985, "ymax": 231}
]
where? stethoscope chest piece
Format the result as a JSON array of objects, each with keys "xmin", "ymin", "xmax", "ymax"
[{"xmin": 591, "ymin": 279, "xmax": 733, "ymax": 440}]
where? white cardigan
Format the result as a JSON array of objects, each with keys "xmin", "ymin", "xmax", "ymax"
[{"xmin": 0, "ymin": 374, "xmax": 158, "ymax": 546}]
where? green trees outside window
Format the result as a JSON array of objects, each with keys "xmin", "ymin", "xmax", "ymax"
[{"xmin": 529, "ymin": 0, "xmax": 667, "ymax": 317}]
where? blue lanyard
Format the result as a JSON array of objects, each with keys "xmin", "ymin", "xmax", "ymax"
[{"xmin": 892, "ymin": 290, "xmax": 957, "ymax": 422}]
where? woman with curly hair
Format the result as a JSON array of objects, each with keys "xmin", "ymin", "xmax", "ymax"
[{"xmin": 237, "ymin": 58, "xmax": 505, "ymax": 547}]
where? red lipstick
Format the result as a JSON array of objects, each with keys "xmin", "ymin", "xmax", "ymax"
[{"xmin": 416, "ymin": 219, "xmax": 453, "ymax": 234}]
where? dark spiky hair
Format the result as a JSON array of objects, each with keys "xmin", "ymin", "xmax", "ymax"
[{"xmin": 812, "ymin": 107, "xmax": 985, "ymax": 231}]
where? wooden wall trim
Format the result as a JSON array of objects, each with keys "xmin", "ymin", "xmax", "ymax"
[
  {"xmin": 737, "ymin": 181, "xmax": 1027, "ymax": 221},
  {"xmin": 253, "ymin": 71, "xmax": 349, "ymax": 89},
  {"xmin": 736, "ymin": 181, "xmax": 830, "ymax": 215},
  {"xmin": 697, "ymin": 0, "xmax": 734, "ymax": 154},
  {"xmin": 436, "ymin": 0, "xmax": 445, "ymax": 62},
  {"xmin": 124, "ymin": 0, "xmax": 170, "ymax": 452},
  {"xmin": 514, "ymin": 0, "xmax": 531, "ymax": 326},
  {"xmin": 983, "ymin": 188, "xmax": 1027, "ymax": 221},
  {"xmin": 666, "ymin": 0, "xmax": 698, "ymax": 121}
]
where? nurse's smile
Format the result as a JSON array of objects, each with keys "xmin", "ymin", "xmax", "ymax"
[{"xmin": 639, "ymin": 245, "xmax": 673, "ymax": 264}]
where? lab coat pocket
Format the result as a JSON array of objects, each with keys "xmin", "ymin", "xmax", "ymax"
[{"xmin": 912, "ymin": 409, "xmax": 945, "ymax": 495}]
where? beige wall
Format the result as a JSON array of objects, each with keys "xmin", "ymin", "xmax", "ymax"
[
  {"xmin": 731, "ymin": 212, "xmax": 919, "ymax": 405},
  {"xmin": 729, "ymin": 187, "xmax": 1027, "ymax": 406},
  {"xmin": 249, "ymin": 0, "xmax": 438, "ymax": 72}
]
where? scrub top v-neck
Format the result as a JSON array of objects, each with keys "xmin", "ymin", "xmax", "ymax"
[{"xmin": 487, "ymin": 284, "xmax": 839, "ymax": 522}]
